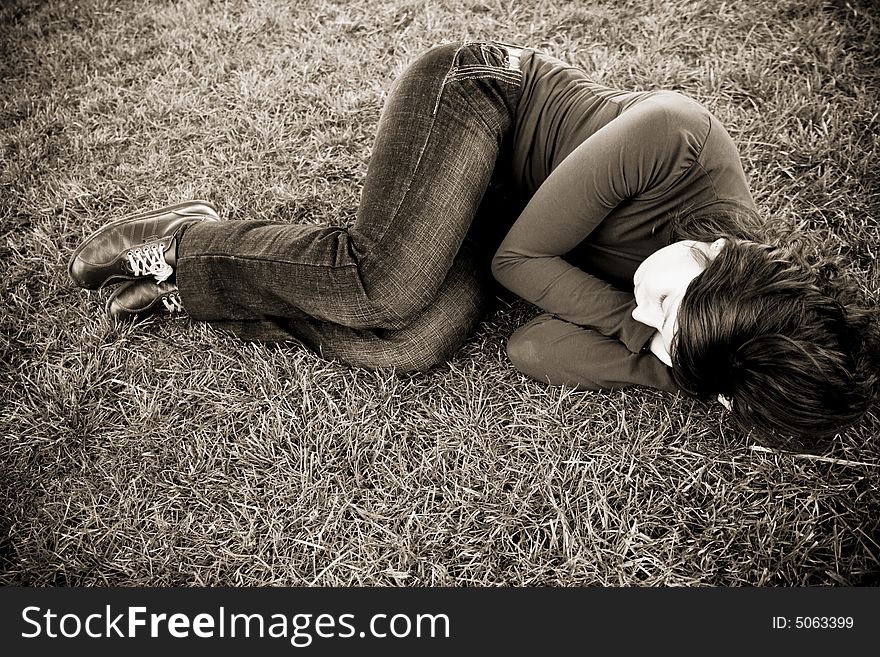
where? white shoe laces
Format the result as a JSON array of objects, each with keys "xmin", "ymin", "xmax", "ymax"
[
  {"xmin": 162, "ymin": 290, "xmax": 184, "ymax": 312},
  {"xmin": 127, "ymin": 243, "xmax": 173, "ymax": 283}
]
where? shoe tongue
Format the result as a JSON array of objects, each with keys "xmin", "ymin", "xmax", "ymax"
[{"xmin": 164, "ymin": 236, "xmax": 179, "ymax": 268}]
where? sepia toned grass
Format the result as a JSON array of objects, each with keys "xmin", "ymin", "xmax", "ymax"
[{"xmin": 1, "ymin": 0, "xmax": 878, "ymax": 586}]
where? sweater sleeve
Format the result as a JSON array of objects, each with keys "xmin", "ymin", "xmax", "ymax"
[
  {"xmin": 507, "ymin": 314, "xmax": 679, "ymax": 391},
  {"xmin": 492, "ymin": 92, "xmax": 709, "ymax": 354}
]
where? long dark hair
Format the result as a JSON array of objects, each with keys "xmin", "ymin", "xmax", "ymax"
[{"xmin": 669, "ymin": 201, "xmax": 879, "ymax": 449}]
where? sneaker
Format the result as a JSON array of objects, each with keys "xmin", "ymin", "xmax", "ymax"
[
  {"xmin": 106, "ymin": 279, "xmax": 185, "ymax": 321},
  {"xmin": 68, "ymin": 200, "xmax": 220, "ymax": 289}
]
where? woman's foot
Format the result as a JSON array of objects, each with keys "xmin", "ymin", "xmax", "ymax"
[
  {"xmin": 68, "ymin": 200, "xmax": 219, "ymax": 289},
  {"xmin": 106, "ymin": 279, "xmax": 184, "ymax": 321}
]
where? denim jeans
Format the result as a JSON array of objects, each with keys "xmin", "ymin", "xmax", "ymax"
[{"xmin": 176, "ymin": 42, "xmax": 524, "ymax": 371}]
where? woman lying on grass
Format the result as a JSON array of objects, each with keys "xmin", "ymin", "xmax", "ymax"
[{"xmin": 68, "ymin": 41, "xmax": 879, "ymax": 448}]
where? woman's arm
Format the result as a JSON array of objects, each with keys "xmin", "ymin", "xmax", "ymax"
[
  {"xmin": 492, "ymin": 92, "xmax": 710, "ymax": 352},
  {"xmin": 507, "ymin": 314, "xmax": 679, "ymax": 391}
]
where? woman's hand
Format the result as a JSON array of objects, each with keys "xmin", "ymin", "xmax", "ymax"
[{"xmin": 649, "ymin": 330, "xmax": 673, "ymax": 367}]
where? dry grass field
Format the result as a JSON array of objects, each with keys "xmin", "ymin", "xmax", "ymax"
[{"xmin": 1, "ymin": 0, "xmax": 878, "ymax": 585}]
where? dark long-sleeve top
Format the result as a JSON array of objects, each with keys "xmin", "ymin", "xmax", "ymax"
[{"xmin": 492, "ymin": 50, "xmax": 757, "ymax": 391}]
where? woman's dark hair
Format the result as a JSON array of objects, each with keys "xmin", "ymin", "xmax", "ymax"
[{"xmin": 669, "ymin": 202, "xmax": 880, "ymax": 449}]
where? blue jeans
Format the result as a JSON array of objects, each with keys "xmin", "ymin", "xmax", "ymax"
[{"xmin": 176, "ymin": 42, "xmax": 524, "ymax": 371}]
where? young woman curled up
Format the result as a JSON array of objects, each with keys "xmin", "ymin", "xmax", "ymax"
[{"xmin": 68, "ymin": 42, "xmax": 879, "ymax": 449}]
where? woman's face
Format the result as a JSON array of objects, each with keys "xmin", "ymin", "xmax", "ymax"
[{"xmin": 632, "ymin": 239, "xmax": 724, "ymax": 366}]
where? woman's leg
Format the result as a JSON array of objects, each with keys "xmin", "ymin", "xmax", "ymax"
[
  {"xmin": 175, "ymin": 42, "xmax": 522, "ymax": 334},
  {"xmin": 285, "ymin": 242, "xmax": 489, "ymax": 372},
  {"xmin": 198, "ymin": 177, "xmax": 522, "ymax": 371}
]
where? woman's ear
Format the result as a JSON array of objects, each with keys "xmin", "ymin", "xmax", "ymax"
[
  {"xmin": 693, "ymin": 238, "xmax": 728, "ymax": 262},
  {"xmin": 708, "ymin": 238, "xmax": 727, "ymax": 258},
  {"xmin": 709, "ymin": 237, "xmax": 727, "ymax": 254}
]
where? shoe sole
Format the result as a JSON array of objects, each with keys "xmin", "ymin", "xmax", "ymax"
[{"xmin": 68, "ymin": 199, "xmax": 220, "ymax": 288}]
